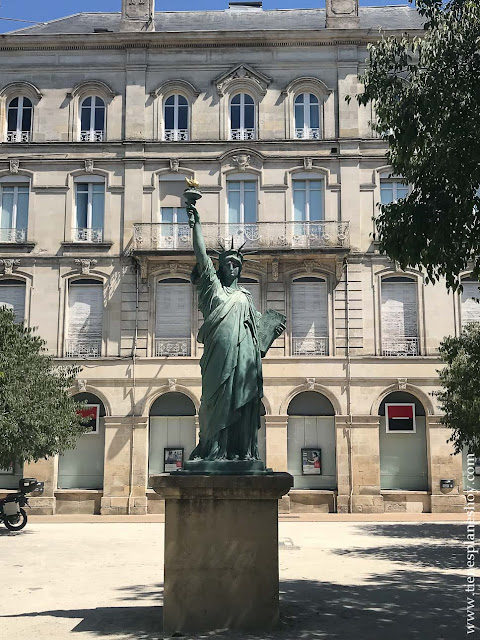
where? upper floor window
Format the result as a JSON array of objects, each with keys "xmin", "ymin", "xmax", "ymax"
[
  {"xmin": 230, "ymin": 93, "xmax": 255, "ymax": 141},
  {"xmin": 155, "ymin": 278, "xmax": 191, "ymax": 357},
  {"xmin": 164, "ymin": 95, "xmax": 189, "ymax": 141},
  {"xmin": 380, "ymin": 173, "xmax": 409, "ymax": 205},
  {"xmin": 227, "ymin": 180, "xmax": 257, "ymax": 225},
  {"xmin": 381, "ymin": 276, "xmax": 419, "ymax": 356},
  {"xmin": 461, "ymin": 278, "xmax": 480, "ymax": 328},
  {"xmin": 80, "ymin": 96, "xmax": 105, "ymax": 142},
  {"xmin": 291, "ymin": 276, "xmax": 328, "ymax": 356},
  {"xmin": 293, "ymin": 179, "xmax": 324, "ymax": 223},
  {"xmin": 7, "ymin": 97, "xmax": 32, "ymax": 143},
  {"xmin": 0, "ymin": 183, "xmax": 29, "ymax": 243},
  {"xmin": 66, "ymin": 279, "xmax": 103, "ymax": 358},
  {"xmin": 0, "ymin": 278, "xmax": 26, "ymax": 324},
  {"xmin": 75, "ymin": 182, "xmax": 105, "ymax": 242},
  {"xmin": 294, "ymin": 93, "xmax": 320, "ymax": 140}
]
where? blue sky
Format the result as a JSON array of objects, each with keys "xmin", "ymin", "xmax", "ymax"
[{"xmin": 0, "ymin": 0, "xmax": 413, "ymax": 32}]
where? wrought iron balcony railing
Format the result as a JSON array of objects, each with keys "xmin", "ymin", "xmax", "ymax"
[
  {"xmin": 155, "ymin": 338, "xmax": 191, "ymax": 357},
  {"xmin": 6, "ymin": 131, "xmax": 31, "ymax": 143},
  {"xmin": 164, "ymin": 129, "xmax": 189, "ymax": 141},
  {"xmin": 73, "ymin": 228, "xmax": 104, "ymax": 243},
  {"xmin": 80, "ymin": 130, "xmax": 104, "ymax": 142},
  {"xmin": 295, "ymin": 127, "xmax": 321, "ymax": 140},
  {"xmin": 0, "ymin": 228, "xmax": 26, "ymax": 243},
  {"xmin": 133, "ymin": 221, "xmax": 350, "ymax": 252},
  {"xmin": 292, "ymin": 336, "xmax": 329, "ymax": 356},
  {"xmin": 382, "ymin": 337, "xmax": 419, "ymax": 357},
  {"xmin": 230, "ymin": 128, "xmax": 255, "ymax": 141},
  {"xmin": 65, "ymin": 339, "xmax": 102, "ymax": 359}
]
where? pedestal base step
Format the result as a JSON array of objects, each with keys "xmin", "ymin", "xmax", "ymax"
[{"xmin": 176, "ymin": 459, "xmax": 271, "ymax": 475}]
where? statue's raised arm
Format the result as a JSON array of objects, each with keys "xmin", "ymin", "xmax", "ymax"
[{"xmin": 185, "ymin": 180, "xmax": 208, "ymax": 272}]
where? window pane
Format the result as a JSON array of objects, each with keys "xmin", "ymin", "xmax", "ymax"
[
  {"xmin": 80, "ymin": 105, "xmax": 91, "ymax": 131},
  {"xmin": 16, "ymin": 190, "xmax": 29, "ymax": 230},
  {"xmin": 381, "ymin": 183, "xmax": 393, "ymax": 205},
  {"xmin": 76, "ymin": 186, "xmax": 88, "ymax": 228},
  {"xmin": 310, "ymin": 102, "xmax": 319, "ymax": 129},
  {"xmin": 244, "ymin": 94, "xmax": 254, "ymax": 105},
  {"xmin": 178, "ymin": 96, "xmax": 188, "ymax": 106},
  {"xmin": 231, "ymin": 94, "xmax": 241, "ymax": 104},
  {"xmin": 294, "ymin": 94, "xmax": 304, "ymax": 105},
  {"xmin": 165, "ymin": 96, "xmax": 175, "ymax": 106},
  {"xmin": 176, "ymin": 207, "xmax": 189, "ymax": 224},
  {"xmin": 9, "ymin": 97, "xmax": 19, "ymax": 108},
  {"xmin": 228, "ymin": 189, "xmax": 241, "ymax": 224},
  {"xmin": 309, "ymin": 94, "xmax": 318, "ymax": 104},
  {"xmin": 244, "ymin": 103, "xmax": 255, "ymax": 129},
  {"xmin": 161, "ymin": 207, "xmax": 174, "ymax": 224},
  {"xmin": 231, "ymin": 103, "xmax": 240, "ymax": 129},
  {"xmin": 94, "ymin": 105, "xmax": 105, "ymax": 131},
  {"xmin": 164, "ymin": 104, "xmax": 175, "ymax": 129},
  {"xmin": 178, "ymin": 104, "xmax": 188, "ymax": 130},
  {"xmin": 23, "ymin": 98, "xmax": 32, "ymax": 108},
  {"xmin": 91, "ymin": 189, "xmax": 105, "ymax": 229},
  {"xmin": 21, "ymin": 105, "xmax": 32, "ymax": 132},
  {"xmin": 7, "ymin": 105, "xmax": 18, "ymax": 131},
  {"xmin": 244, "ymin": 188, "xmax": 257, "ymax": 224},
  {"xmin": 293, "ymin": 186, "xmax": 306, "ymax": 222},
  {"xmin": 309, "ymin": 185, "xmax": 323, "ymax": 221},
  {"xmin": 1, "ymin": 188, "xmax": 14, "ymax": 228},
  {"xmin": 295, "ymin": 104, "xmax": 304, "ymax": 129},
  {"xmin": 397, "ymin": 184, "xmax": 408, "ymax": 199}
]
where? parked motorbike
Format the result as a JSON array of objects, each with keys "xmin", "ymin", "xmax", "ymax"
[{"xmin": 0, "ymin": 478, "xmax": 44, "ymax": 531}]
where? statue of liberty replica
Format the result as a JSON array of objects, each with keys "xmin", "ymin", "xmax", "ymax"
[{"xmin": 182, "ymin": 181, "xmax": 286, "ymax": 473}]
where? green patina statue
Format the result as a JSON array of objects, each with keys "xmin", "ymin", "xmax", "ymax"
[{"xmin": 182, "ymin": 183, "xmax": 286, "ymax": 472}]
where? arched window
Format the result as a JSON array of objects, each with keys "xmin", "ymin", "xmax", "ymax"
[
  {"xmin": 58, "ymin": 392, "xmax": 106, "ymax": 490},
  {"xmin": 6, "ymin": 96, "xmax": 32, "ymax": 143},
  {"xmin": 287, "ymin": 391, "xmax": 336, "ymax": 492},
  {"xmin": 460, "ymin": 278, "xmax": 480, "ymax": 328},
  {"xmin": 66, "ymin": 279, "xmax": 103, "ymax": 358},
  {"xmin": 229, "ymin": 93, "xmax": 255, "ymax": 140},
  {"xmin": 291, "ymin": 276, "xmax": 328, "ymax": 356},
  {"xmin": 164, "ymin": 94, "xmax": 189, "ymax": 141},
  {"xmin": 0, "ymin": 278, "xmax": 26, "ymax": 323},
  {"xmin": 0, "ymin": 182, "xmax": 29, "ymax": 243},
  {"xmin": 74, "ymin": 180, "xmax": 105, "ymax": 242},
  {"xmin": 380, "ymin": 172, "xmax": 408, "ymax": 205},
  {"xmin": 381, "ymin": 276, "xmax": 419, "ymax": 356},
  {"xmin": 80, "ymin": 96, "xmax": 105, "ymax": 142},
  {"xmin": 294, "ymin": 93, "xmax": 320, "ymax": 140},
  {"xmin": 155, "ymin": 278, "xmax": 192, "ymax": 357}
]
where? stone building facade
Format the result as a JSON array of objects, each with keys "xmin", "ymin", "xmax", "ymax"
[{"xmin": 0, "ymin": 0, "xmax": 474, "ymax": 514}]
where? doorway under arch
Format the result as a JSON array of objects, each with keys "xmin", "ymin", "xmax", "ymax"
[
  {"xmin": 379, "ymin": 391, "xmax": 428, "ymax": 490},
  {"xmin": 149, "ymin": 392, "xmax": 196, "ymax": 477},
  {"xmin": 58, "ymin": 392, "xmax": 106, "ymax": 489},
  {"xmin": 287, "ymin": 391, "xmax": 336, "ymax": 489}
]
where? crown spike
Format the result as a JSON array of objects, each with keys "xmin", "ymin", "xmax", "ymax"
[{"xmin": 230, "ymin": 236, "xmax": 235, "ymax": 250}]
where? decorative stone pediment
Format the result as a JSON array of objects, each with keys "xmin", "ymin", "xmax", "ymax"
[
  {"xmin": 214, "ymin": 64, "xmax": 271, "ymax": 97},
  {"xmin": 75, "ymin": 259, "xmax": 97, "ymax": 275}
]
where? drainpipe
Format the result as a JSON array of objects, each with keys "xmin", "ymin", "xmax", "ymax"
[
  {"xmin": 127, "ymin": 258, "xmax": 140, "ymax": 515},
  {"xmin": 344, "ymin": 257, "xmax": 354, "ymax": 513}
]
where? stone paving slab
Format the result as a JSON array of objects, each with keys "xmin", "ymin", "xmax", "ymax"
[{"xmin": 0, "ymin": 521, "xmax": 473, "ymax": 639}]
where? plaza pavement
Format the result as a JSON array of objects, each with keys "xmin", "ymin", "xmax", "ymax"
[{"xmin": 0, "ymin": 516, "xmax": 472, "ymax": 640}]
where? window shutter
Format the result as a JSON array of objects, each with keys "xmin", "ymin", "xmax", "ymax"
[
  {"xmin": 68, "ymin": 284, "xmax": 103, "ymax": 341},
  {"xmin": 461, "ymin": 282, "xmax": 480, "ymax": 326},
  {"xmin": 381, "ymin": 281, "xmax": 417, "ymax": 338},
  {"xmin": 156, "ymin": 282, "xmax": 191, "ymax": 338},
  {"xmin": 0, "ymin": 283, "xmax": 25, "ymax": 323},
  {"xmin": 292, "ymin": 281, "xmax": 328, "ymax": 339}
]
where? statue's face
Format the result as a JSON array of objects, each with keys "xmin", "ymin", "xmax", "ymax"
[{"xmin": 220, "ymin": 257, "xmax": 241, "ymax": 286}]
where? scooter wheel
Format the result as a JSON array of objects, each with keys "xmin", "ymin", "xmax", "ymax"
[{"xmin": 4, "ymin": 508, "xmax": 27, "ymax": 531}]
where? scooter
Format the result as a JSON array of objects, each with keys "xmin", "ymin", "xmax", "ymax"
[{"xmin": 0, "ymin": 478, "xmax": 44, "ymax": 531}]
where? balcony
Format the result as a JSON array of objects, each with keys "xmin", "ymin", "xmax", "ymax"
[
  {"xmin": 65, "ymin": 339, "xmax": 102, "ymax": 359},
  {"xmin": 0, "ymin": 228, "xmax": 26, "ymax": 243},
  {"xmin": 155, "ymin": 338, "xmax": 191, "ymax": 357},
  {"xmin": 80, "ymin": 130, "xmax": 104, "ymax": 142},
  {"xmin": 164, "ymin": 129, "xmax": 189, "ymax": 141},
  {"xmin": 133, "ymin": 221, "xmax": 350, "ymax": 252},
  {"xmin": 230, "ymin": 128, "xmax": 255, "ymax": 141},
  {"xmin": 6, "ymin": 131, "xmax": 31, "ymax": 143},
  {"xmin": 292, "ymin": 336, "xmax": 328, "ymax": 356},
  {"xmin": 295, "ymin": 128, "xmax": 321, "ymax": 140},
  {"xmin": 73, "ymin": 228, "xmax": 104, "ymax": 243},
  {"xmin": 382, "ymin": 337, "xmax": 420, "ymax": 357}
]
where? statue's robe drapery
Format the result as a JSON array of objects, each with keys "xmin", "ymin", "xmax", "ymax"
[{"xmin": 189, "ymin": 258, "xmax": 263, "ymax": 461}]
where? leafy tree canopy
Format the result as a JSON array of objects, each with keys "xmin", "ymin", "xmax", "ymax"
[
  {"xmin": 356, "ymin": 0, "xmax": 480, "ymax": 290},
  {"xmin": 437, "ymin": 323, "xmax": 480, "ymax": 455},
  {"xmin": 0, "ymin": 308, "xmax": 88, "ymax": 470}
]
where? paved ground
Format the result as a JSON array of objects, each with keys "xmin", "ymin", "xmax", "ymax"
[{"xmin": 0, "ymin": 519, "xmax": 473, "ymax": 639}]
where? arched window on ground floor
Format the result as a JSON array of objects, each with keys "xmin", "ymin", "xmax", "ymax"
[
  {"xmin": 287, "ymin": 391, "xmax": 336, "ymax": 489},
  {"xmin": 379, "ymin": 391, "xmax": 428, "ymax": 490}
]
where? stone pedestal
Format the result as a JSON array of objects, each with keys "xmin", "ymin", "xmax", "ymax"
[{"xmin": 150, "ymin": 473, "xmax": 293, "ymax": 634}]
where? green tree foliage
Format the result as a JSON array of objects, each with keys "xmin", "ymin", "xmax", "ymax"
[
  {"xmin": 0, "ymin": 308, "xmax": 88, "ymax": 470},
  {"xmin": 437, "ymin": 324, "xmax": 480, "ymax": 455},
  {"xmin": 356, "ymin": 0, "xmax": 480, "ymax": 290}
]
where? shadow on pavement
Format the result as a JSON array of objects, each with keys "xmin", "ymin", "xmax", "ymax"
[
  {"xmin": 355, "ymin": 523, "xmax": 467, "ymax": 542},
  {"xmin": 1, "ymin": 569, "xmax": 463, "ymax": 640}
]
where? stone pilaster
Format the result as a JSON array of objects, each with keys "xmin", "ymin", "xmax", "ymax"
[
  {"xmin": 350, "ymin": 415, "xmax": 383, "ymax": 513},
  {"xmin": 264, "ymin": 415, "xmax": 288, "ymax": 472},
  {"xmin": 428, "ymin": 416, "xmax": 466, "ymax": 513}
]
